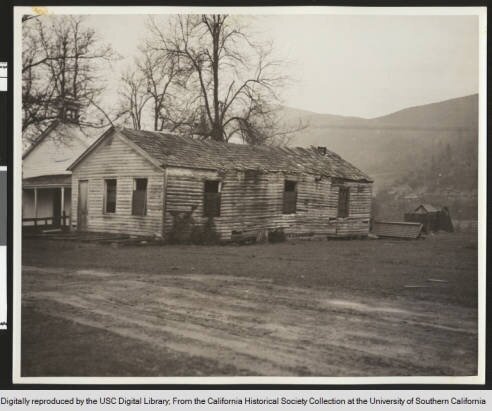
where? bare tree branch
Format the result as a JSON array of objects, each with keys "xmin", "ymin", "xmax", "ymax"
[
  {"xmin": 22, "ymin": 15, "xmax": 115, "ymax": 143},
  {"xmin": 144, "ymin": 14, "xmax": 297, "ymax": 144}
]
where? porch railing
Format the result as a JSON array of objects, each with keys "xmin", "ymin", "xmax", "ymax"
[{"xmin": 22, "ymin": 214, "xmax": 70, "ymax": 228}]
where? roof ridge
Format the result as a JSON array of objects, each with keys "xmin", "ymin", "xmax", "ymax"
[{"xmin": 114, "ymin": 127, "xmax": 372, "ymax": 182}]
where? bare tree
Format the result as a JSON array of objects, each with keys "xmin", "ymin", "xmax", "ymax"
[
  {"xmin": 140, "ymin": 47, "xmax": 180, "ymax": 131},
  {"xmin": 117, "ymin": 40, "xmax": 195, "ymax": 132},
  {"xmin": 146, "ymin": 14, "xmax": 301, "ymax": 144},
  {"xmin": 22, "ymin": 15, "xmax": 115, "ymax": 142},
  {"xmin": 118, "ymin": 69, "xmax": 151, "ymax": 130}
]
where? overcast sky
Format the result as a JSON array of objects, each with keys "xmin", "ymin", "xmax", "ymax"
[{"xmin": 84, "ymin": 13, "xmax": 479, "ymax": 119}]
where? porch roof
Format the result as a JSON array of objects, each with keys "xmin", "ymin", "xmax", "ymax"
[{"xmin": 23, "ymin": 174, "xmax": 72, "ymax": 189}]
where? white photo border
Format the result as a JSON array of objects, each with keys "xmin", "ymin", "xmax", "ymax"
[{"xmin": 12, "ymin": 5, "xmax": 487, "ymax": 385}]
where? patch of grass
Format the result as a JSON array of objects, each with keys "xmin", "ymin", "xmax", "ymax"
[
  {"xmin": 21, "ymin": 308, "xmax": 247, "ymax": 377},
  {"xmin": 22, "ymin": 232, "xmax": 478, "ymax": 308}
]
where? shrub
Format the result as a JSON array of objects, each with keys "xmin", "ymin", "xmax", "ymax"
[
  {"xmin": 190, "ymin": 218, "xmax": 220, "ymax": 245},
  {"xmin": 268, "ymin": 228, "xmax": 286, "ymax": 243},
  {"xmin": 167, "ymin": 206, "xmax": 197, "ymax": 244}
]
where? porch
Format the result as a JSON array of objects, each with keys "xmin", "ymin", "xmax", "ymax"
[{"xmin": 22, "ymin": 175, "xmax": 72, "ymax": 231}]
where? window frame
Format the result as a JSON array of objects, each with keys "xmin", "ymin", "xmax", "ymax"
[
  {"xmin": 132, "ymin": 178, "xmax": 148, "ymax": 216},
  {"xmin": 103, "ymin": 178, "xmax": 117, "ymax": 214},
  {"xmin": 282, "ymin": 180, "xmax": 297, "ymax": 214}
]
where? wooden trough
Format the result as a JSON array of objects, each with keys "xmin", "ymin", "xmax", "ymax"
[{"xmin": 372, "ymin": 221, "xmax": 423, "ymax": 239}]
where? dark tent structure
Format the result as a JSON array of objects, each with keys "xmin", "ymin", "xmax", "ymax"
[{"xmin": 404, "ymin": 204, "xmax": 454, "ymax": 234}]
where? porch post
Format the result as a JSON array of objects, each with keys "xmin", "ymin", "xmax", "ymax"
[
  {"xmin": 33, "ymin": 188, "xmax": 38, "ymax": 219},
  {"xmin": 60, "ymin": 186, "xmax": 65, "ymax": 226}
]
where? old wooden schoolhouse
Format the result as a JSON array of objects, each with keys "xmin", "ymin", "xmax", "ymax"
[{"xmin": 67, "ymin": 127, "xmax": 373, "ymax": 241}]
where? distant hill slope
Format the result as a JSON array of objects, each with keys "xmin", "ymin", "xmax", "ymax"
[
  {"xmin": 279, "ymin": 106, "xmax": 368, "ymax": 128},
  {"xmin": 369, "ymin": 94, "xmax": 478, "ymax": 130},
  {"xmin": 285, "ymin": 94, "xmax": 478, "ymax": 186},
  {"xmin": 283, "ymin": 94, "xmax": 479, "ymax": 219},
  {"xmin": 284, "ymin": 94, "xmax": 478, "ymax": 131}
]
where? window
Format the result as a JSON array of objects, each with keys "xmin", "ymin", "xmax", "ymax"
[
  {"xmin": 203, "ymin": 180, "xmax": 221, "ymax": 217},
  {"xmin": 338, "ymin": 186, "xmax": 350, "ymax": 218},
  {"xmin": 132, "ymin": 178, "xmax": 148, "ymax": 216},
  {"xmin": 104, "ymin": 179, "xmax": 117, "ymax": 213},
  {"xmin": 283, "ymin": 180, "xmax": 297, "ymax": 214}
]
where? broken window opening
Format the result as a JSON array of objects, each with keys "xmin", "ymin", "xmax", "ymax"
[
  {"xmin": 132, "ymin": 178, "xmax": 148, "ymax": 216},
  {"xmin": 204, "ymin": 180, "xmax": 221, "ymax": 217},
  {"xmin": 283, "ymin": 180, "xmax": 297, "ymax": 214}
]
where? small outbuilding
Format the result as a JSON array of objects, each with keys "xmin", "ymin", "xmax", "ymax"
[
  {"xmin": 404, "ymin": 204, "xmax": 454, "ymax": 233},
  {"xmin": 67, "ymin": 127, "xmax": 374, "ymax": 242}
]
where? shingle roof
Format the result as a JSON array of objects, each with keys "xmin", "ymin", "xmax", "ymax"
[
  {"xmin": 118, "ymin": 128, "xmax": 372, "ymax": 182},
  {"xmin": 416, "ymin": 204, "xmax": 439, "ymax": 213}
]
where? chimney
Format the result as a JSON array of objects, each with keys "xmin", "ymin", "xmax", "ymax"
[{"xmin": 317, "ymin": 146, "xmax": 327, "ymax": 156}]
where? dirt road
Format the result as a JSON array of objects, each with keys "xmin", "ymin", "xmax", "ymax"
[{"xmin": 22, "ymin": 264, "xmax": 477, "ymax": 376}]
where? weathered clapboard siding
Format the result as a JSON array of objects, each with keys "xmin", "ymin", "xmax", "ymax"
[
  {"xmin": 346, "ymin": 182, "xmax": 372, "ymax": 218},
  {"xmin": 69, "ymin": 127, "xmax": 373, "ymax": 240},
  {"xmin": 164, "ymin": 168, "xmax": 372, "ymax": 240},
  {"xmin": 71, "ymin": 134, "xmax": 165, "ymax": 237},
  {"xmin": 334, "ymin": 219, "xmax": 371, "ymax": 237},
  {"xmin": 163, "ymin": 168, "xmax": 219, "ymax": 238}
]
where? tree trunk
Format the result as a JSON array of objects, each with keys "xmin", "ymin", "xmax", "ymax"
[
  {"xmin": 154, "ymin": 105, "xmax": 159, "ymax": 131},
  {"xmin": 211, "ymin": 16, "xmax": 223, "ymax": 141}
]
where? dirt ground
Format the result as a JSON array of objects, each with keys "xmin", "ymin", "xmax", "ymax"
[{"xmin": 21, "ymin": 232, "xmax": 478, "ymax": 377}]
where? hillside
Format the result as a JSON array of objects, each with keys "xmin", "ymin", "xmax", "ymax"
[
  {"xmin": 370, "ymin": 94, "xmax": 478, "ymax": 130},
  {"xmin": 283, "ymin": 94, "xmax": 479, "ymax": 219}
]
